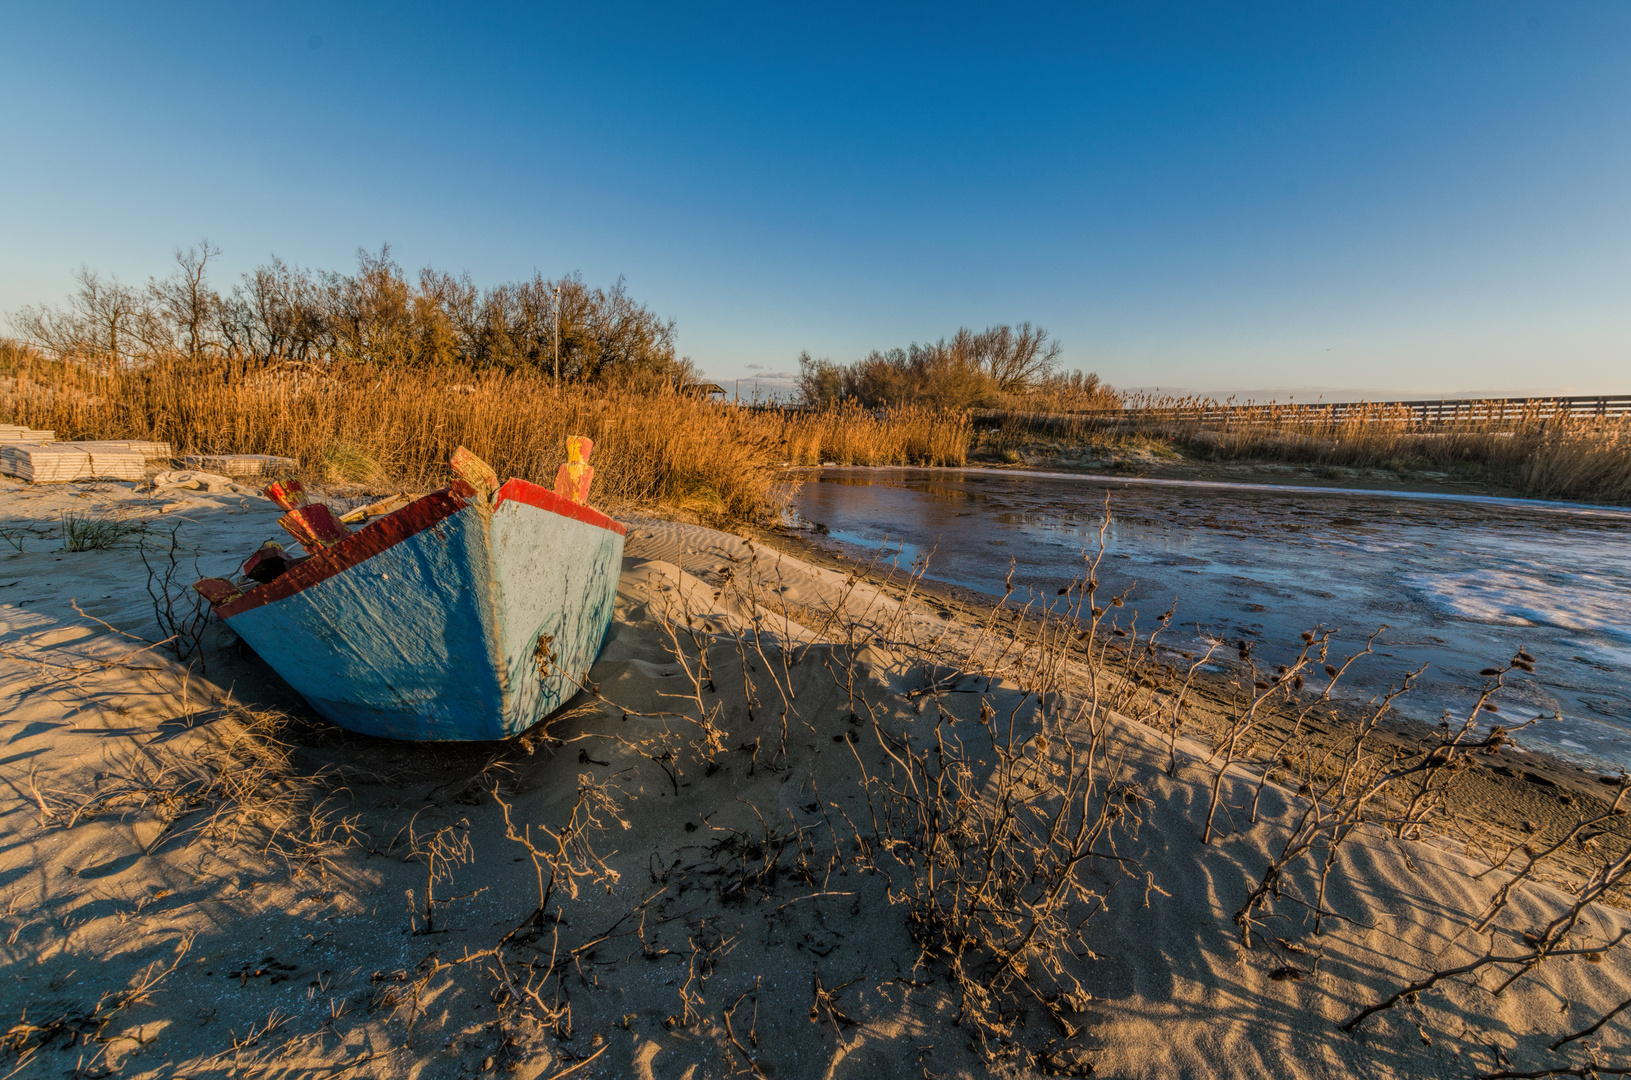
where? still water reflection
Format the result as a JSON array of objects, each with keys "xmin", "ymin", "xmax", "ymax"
[{"xmin": 792, "ymin": 468, "xmax": 1631, "ymax": 769}]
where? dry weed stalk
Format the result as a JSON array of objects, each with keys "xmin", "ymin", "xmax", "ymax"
[
  {"xmin": 1244, "ymin": 630, "xmax": 1380, "ymax": 821},
  {"xmin": 1550, "ymin": 994, "xmax": 1631, "ymax": 1051},
  {"xmin": 0, "ymin": 525, "xmax": 33, "ymax": 554},
  {"xmin": 675, "ymin": 920, "xmax": 738, "ymax": 1029},
  {"xmin": 140, "ymin": 525, "xmax": 211, "ymax": 666},
  {"xmin": 1228, "ymin": 657, "xmax": 1541, "ymax": 946},
  {"xmin": 27, "ymin": 689, "xmax": 365, "ymax": 885},
  {"xmin": 653, "ymin": 579, "xmax": 732, "ymax": 761},
  {"xmin": 476, "ymin": 885, "xmax": 674, "ymax": 1058},
  {"xmin": 1473, "ymin": 782, "xmax": 1631, "ymax": 935},
  {"xmin": 808, "ymin": 969, "xmax": 862, "ymax": 1047},
  {"xmin": 1345, "ymin": 912, "xmax": 1631, "ymax": 1034},
  {"xmin": 401, "ymin": 816, "xmax": 479, "ymax": 935},
  {"xmin": 1, "ymin": 934, "xmax": 192, "ymax": 1073},
  {"xmin": 1475, "ymin": 1065, "xmax": 1631, "ymax": 1079},
  {"xmin": 723, "ymin": 978, "xmax": 768, "ymax": 1078},
  {"xmin": 1196, "ymin": 628, "xmax": 1336, "ymax": 845},
  {"xmin": 496, "ymin": 777, "xmax": 627, "ymax": 930},
  {"xmin": 0, "ymin": 629, "xmax": 172, "ymax": 692},
  {"xmin": 1334, "ymin": 669, "xmax": 1631, "ymax": 1039},
  {"xmin": 868, "ymin": 680, "xmax": 1140, "ymax": 1055}
]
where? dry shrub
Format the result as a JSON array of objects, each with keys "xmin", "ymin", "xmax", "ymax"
[
  {"xmin": 872, "ymin": 693, "xmax": 1139, "ymax": 1055},
  {"xmin": 1020, "ymin": 369, "xmax": 1123, "ymax": 412}
]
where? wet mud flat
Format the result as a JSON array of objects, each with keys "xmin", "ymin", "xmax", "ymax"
[
  {"xmin": 971, "ymin": 448, "xmax": 1530, "ymax": 500},
  {"xmin": 787, "ymin": 466, "xmax": 1631, "ymax": 769}
]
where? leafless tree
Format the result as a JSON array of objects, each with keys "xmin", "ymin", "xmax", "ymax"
[
  {"xmin": 970, "ymin": 322, "xmax": 1062, "ymax": 395},
  {"xmin": 10, "ymin": 267, "xmax": 152, "ymax": 364},
  {"xmin": 11, "ymin": 243, "xmax": 690, "ymax": 385},
  {"xmin": 148, "ymin": 241, "xmax": 222, "ymax": 361}
]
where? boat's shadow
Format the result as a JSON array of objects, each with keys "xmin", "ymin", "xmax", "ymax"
[{"xmin": 212, "ymin": 638, "xmax": 579, "ymax": 803}]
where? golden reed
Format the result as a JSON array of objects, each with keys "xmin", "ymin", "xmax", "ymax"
[
  {"xmin": 5, "ymin": 343, "xmax": 1622, "ymax": 511},
  {"xmin": 0, "ymin": 344, "xmax": 970, "ymax": 521}
]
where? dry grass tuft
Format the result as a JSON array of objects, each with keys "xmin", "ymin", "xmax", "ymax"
[{"xmin": 58, "ymin": 510, "xmax": 145, "ymax": 552}]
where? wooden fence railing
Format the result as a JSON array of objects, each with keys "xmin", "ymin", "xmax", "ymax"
[{"xmin": 973, "ymin": 394, "xmax": 1631, "ymax": 430}]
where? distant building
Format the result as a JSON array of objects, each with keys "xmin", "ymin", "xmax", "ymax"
[{"xmin": 683, "ymin": 382, "xmax": 727, "ymax": 400}]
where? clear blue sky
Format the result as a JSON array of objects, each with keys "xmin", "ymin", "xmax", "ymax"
[{"xmin": 3, "ymin": 2, "xmax": 1627, "ymax": 398}]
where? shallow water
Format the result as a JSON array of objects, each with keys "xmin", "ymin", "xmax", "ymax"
[{"xmin": 792, "ymin": 467, "xmax": 1631, "ymax": 769}]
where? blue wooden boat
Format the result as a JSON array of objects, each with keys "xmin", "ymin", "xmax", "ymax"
[{"xmin": 194, "ymin": 449, "xmax": 625, "ymax": 742}]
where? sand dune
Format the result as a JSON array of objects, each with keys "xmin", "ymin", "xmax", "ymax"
[{"xmin": 1, "ymin": 479, "xmax": 1628, "ymax": 1078}]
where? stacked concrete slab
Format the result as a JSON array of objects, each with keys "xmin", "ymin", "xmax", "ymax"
[
  {"xmin": 0, "ymin": 430, "xmax": 301, "ymax": 483},
  {"xmin": 0, "ymin": 438, "xmax": 172, "ymax": 482},
  {"xmin": 0, "ymin": 424, "xmax": 56, "ymax": 442},
  {"xmin": 179, "ymin": 453, "xmax": 299, "ymax": 477},
  {"xmin": 1, "ymin": 444, "xmax": 146, "ymax": 482}
]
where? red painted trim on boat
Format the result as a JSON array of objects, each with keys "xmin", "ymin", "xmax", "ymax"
[
  {"xmin": 210, "ymin": 477, "xmax": 624, "ymax": 620},
  {"xmin": 213, "ymin": 482, "xmax": 478, "ymax": 618},
  {"xmin": 494, "ymin": 477, "xmax": 627, "ymax": 536}
]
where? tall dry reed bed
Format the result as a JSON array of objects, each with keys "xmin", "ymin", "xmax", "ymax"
[
  {"xmin": 987, "ymin": 396, "xmax": 1631, "ymax": 503},
  {"xmin": 0, "ymin": 344, "xmax": 972, "ymax": 519},
  {"xmin": 778, "ymin": 401, "xmax": 969, "ymax": 467},
  {"xmin": 0, "ymin": 346, "xmax": 779, "ymax": 519},
  {"xmin": 16, "ymin": 338, "xmax": 1622, "ymax": 508}
]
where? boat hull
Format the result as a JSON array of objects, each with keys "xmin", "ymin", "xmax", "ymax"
[{"xmin": 215, "ymin": 478, "xmax": 625, "ymax": 741}]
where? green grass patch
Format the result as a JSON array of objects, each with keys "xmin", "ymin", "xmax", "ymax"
[{"xmin": 59, "ymin": 511, "xmax": 146, "ymax": 552}]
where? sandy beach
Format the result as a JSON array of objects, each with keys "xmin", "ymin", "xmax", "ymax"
[{"xmin": 3, "ymin": 476, "xmax": 1630, "ymax": 1079}]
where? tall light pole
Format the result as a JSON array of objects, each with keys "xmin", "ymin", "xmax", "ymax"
[{"xmin": 552, "ymin": 285, "xmax": 560, "ymax": 385}]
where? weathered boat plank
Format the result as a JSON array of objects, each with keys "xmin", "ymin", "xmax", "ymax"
[{"xmin": 198, "ymin": 458, "xmax": 625, "ymax": 742}]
